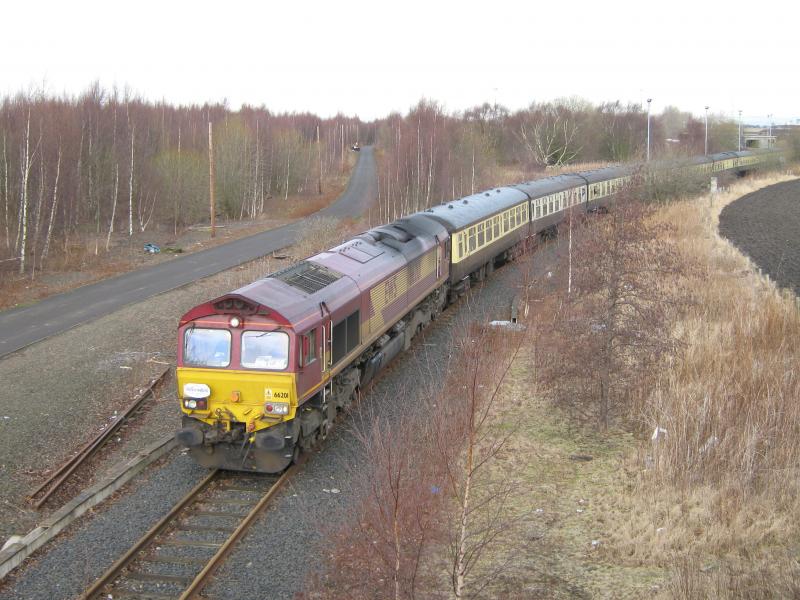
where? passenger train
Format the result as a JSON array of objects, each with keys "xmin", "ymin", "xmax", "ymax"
[{"xmin": 175, "ymin": 149, "xmax": 784, "ymax": 472}]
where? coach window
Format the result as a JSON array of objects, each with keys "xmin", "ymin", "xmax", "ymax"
[
  {"xmin": 457, "ymin": 234, "xmax": 465, "ymax": 259},
  {"xmin": 504, "ymin": 211, "xmax": 510, "ymax": 232},
  {"xmin": 477, "ymin": 223, "xmax": 485, "ymax": 246},
  {"xmin": 494, "ymin": 217, "xmax": 500, "ymax": 237},
  {"xmin": 468, "ymin": 228, "xmax": 476, "ymax": 252}
]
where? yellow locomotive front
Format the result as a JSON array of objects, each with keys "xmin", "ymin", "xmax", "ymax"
[{"xmin": 176, "ymin": 295, "xmax": 303, "ymax": 473}]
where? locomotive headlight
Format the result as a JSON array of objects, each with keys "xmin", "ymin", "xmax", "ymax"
[
  {"xmin": 264, "ymin": 401, "xmax": 289, "ymax": 415},
  {"xmin": 183, "ymin": 397, "xmax": 208, "ymax": 410},
  {"xmin": 229, "ymin": 316, "xmax": 241, "ymax": 328}
]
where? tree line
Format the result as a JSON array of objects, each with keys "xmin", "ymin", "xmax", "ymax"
[
  {"xmin": 372, "ymin": 98, "xmax": 743, "ymax": 222},
  {"xmin": 0, "ymin": 84, "xmax": 370, "ymax": 275}
]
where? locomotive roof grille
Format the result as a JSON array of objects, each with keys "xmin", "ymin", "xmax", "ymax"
[{"xmin": 272, "ymin": 261, "xmax": 343, "ymax": 294}]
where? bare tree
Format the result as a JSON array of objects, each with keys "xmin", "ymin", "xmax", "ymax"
[
  {"xmin": 41, "ymin": 146, "xmax": 61, "ymax": 264},
  {"xmin": 18, "ymin": 110, "xmax": 32, "ymax": 274},
  {"xmin": 538, "ymin": 181, "xmax": 691, "ymax": 428},
  {"xmin": 128, "ymin": 124, "xmax": 134, "ymax": 237},
  {"xmin": 517, "ymin": 104, "xmax": 582, "ymax": 167}
]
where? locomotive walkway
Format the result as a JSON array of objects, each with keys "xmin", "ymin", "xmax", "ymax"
[{"xmin": 0, "ymin": 147, "xmax": 378, "ymax": 359}]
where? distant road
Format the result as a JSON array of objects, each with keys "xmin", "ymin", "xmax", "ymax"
[{"xmin": 0, "ymin": 147, "xmax": 378, "ymax": 358}]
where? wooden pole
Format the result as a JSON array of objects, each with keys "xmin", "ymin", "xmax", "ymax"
[
  {"xmin": 208, "ymin": 122, "xmax": 216, "ymax": 238},
  {"xmin": 317, "ymin": 124, "xmax": 323, "ymax": 195}
]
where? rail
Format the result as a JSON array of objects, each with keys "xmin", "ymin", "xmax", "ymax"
[
  {"xmin": 80, "ymin": 461, "xmax": 298, "ymax": 599},
  {"xmin": 27, "ymin": 367, "xmax": 170, "ymax": 509}
]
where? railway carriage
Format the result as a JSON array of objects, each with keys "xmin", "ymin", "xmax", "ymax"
[
  {"xmin": 514, "ymin": 174, "xmax": 588, "ymax": 235},
  {"xmin": 415, "ymin": 187, "xmax": 530, "ymax": 297}
]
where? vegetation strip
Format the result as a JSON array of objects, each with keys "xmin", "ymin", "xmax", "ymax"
[{"xmin": 0, "ymin": 434, "xmax": 177, "ymax": 581}]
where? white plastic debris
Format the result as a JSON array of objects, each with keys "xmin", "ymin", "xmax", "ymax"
[
  {"xmin": 591, "ymin": 540, "xmax": 600, "ymax": 548},
  {"xmin": 656, "ymin": 527, "xmax": 666, "ymax": 535},
  {"xmin": 330, "ymin": 488, "xmax": 341, "ymax": 494},
  {"xmin": 487, "ymin": 320, "xmax": 526, "ymax": 332},
  {"xmin": 651, "ymin": 426, "xmax": 668, "ymax": 441},
  {"xmin": 535, "ymin": 508, "xmax": 544, "ymax": 514}
]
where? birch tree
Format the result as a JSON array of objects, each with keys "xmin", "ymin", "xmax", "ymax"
[
  {"xmin": 41, "ymin": 146, "xmax": 61, "ymax": 264},
  {"xmin": 18, "ymin": 110, "xmax": 32, "ymax": 274}
]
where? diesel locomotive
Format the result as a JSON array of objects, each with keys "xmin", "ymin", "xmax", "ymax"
[{"xmin": 176, "ymin": 149, "xmax": 783, "ymax": 473}]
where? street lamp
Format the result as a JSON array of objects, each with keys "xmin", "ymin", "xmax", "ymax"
[
  {"xmin": 738, "ymin": 110, "xmax": 742, "ymax": 151},
  {"xmin": 646, "ymin": 98, "xmax": 652, "ymax": 161},
  {"xmin": 704, "ymin": 106, "xmax": 709, "ymax": 155},
  {"xmin": 768, "ymin": 113, "xmax": 773, "ymax": 138}
]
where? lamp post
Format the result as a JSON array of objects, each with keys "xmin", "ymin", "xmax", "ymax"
[
  {"xmin": 738, "ymin": 110, "xmax": 742, "ymax": 151},
  {"xmin": 646, "ymin": 98, "xmax": 652, "ymax": 161},
  {"xmin": 768, "ymin": 113, "xmax": 773, "ymax": 138},
  {"xmin": 704, "ymin": 106, "xmax": 709, "ymax": 155}
]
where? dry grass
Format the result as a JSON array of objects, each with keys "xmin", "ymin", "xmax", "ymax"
[
  {"xmin": 466, "ymin": 169, "xmax": 800, "ymax": 598},
  {"xmin": 606, "ymin": 171, "xmax": 800, "ymax": 598}
]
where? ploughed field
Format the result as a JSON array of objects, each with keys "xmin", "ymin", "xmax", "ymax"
[{"xmin": 719, "ymin": 178, "xmax": 800, "ymax": 294}]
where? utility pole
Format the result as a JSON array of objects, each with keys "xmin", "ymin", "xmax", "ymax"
[
  {"xmin": 208, "ymin": 122, "xmax": 216, "ymax": 239},
  {"xmin": 646, "ymin": 98, "xmax": 652, "ymax": 161},
  {"xmin": 704, "ymin": 106, "xmax": 709, "ymax": 155},
  {"xmin": 317, "ymin": 124, "xmax": 323, "ymax": 195},
  {"xmin": 738, "ymin": 110, "xmax": 742, "ymax": 151}
]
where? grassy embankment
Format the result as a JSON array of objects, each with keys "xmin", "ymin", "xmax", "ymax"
[{"xmin": 481, "ymin": 170, "xmax": 800, "ymax": 598}]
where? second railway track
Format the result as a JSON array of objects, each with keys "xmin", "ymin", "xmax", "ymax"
[{"xmin": 81, "ymin": 464, "xmax": 296, "ymax": 600}]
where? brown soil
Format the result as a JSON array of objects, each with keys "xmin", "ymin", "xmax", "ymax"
[{"xmin": 719, "ymin": 178, "xmax": 800, "ymax": 294}]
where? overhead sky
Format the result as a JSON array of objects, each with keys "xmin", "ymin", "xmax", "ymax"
[{"xmin": 2, "ymin": 0, "xmax": 797, "ymax": 124}]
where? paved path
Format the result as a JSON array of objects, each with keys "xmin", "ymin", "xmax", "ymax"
[{"xmin": 0, "ymin": 147, "xmax": 377, "ymax": 358}]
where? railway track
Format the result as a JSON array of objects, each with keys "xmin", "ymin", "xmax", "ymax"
[
  {"xmin": 27, "ymin": 368, "xmax": 171, "ymax": 509},
  {"xmin": 81, "ymin": 464, "xmax": 296, "ymax": 599}
]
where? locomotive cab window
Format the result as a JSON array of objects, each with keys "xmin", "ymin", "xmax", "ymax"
[
  {"xmin": 242, "ymin": 330, "xmax": 289, "ymax": 370},
  {"xmin": 184, "ymin": 328, "xmax": 231, "ymax": 368}
]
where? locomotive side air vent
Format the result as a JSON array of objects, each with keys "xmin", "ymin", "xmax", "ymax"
[{"xmin": 272, "ymin": 261, "xmax": 343, "ymax": 294}]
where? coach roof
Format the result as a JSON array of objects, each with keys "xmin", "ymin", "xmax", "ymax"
[{"xmin": 416, "ymin": 186, "xmax": 529, "ymax": 232}]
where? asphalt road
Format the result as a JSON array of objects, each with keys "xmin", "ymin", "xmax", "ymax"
[{"xmin": 0, "ymin": 147, "xmax": 377, "ymax": 359}]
